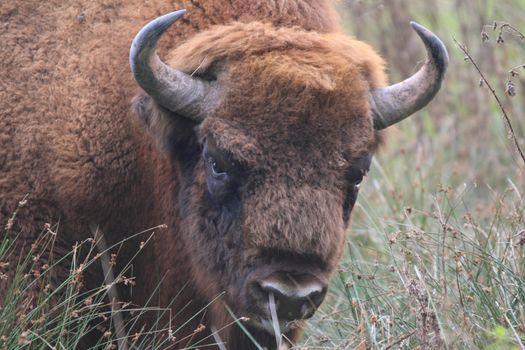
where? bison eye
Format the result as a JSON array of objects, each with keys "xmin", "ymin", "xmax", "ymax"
[
  {"xmin": 208, "ymin": 158, "xmax": 226, "ymax": 176},
  {"xmin": 347, "ymin": 168, "xmax": 366, "ymax": 189},
  {"xmin": 354, "ymin": 169, "xmax": 366, "ymax": 188},
  {"xmin": 202, "ymin": 140, "xmax": 240, "ymax": 202},
  {"xmin": 343, "ymin": 156, "xmax": 371, "ymax": 222},
  {"xmin": 343, "ymin": 172, "xmax": 364, "ymax": 222}
]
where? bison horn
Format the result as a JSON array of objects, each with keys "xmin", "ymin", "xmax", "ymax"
[
  {"xmin": 370, "ymin": 22, "xmax": 448, "ymax": 130},
  {"xmin": 130, "ymin": 10, "xmax": 220, "ymax": 122}
]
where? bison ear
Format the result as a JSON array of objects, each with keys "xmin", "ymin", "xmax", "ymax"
[
  {"xmin": 132, "ymin": 91, "xmax": 200, "ymax": 153},
  {"xmin": 132, "ymin": 91, "xmax": 155, "ymax": 128}
]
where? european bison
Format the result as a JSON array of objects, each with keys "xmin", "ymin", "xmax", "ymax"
[{"xmin": 0, "ymin": 0, "xmax": 447, "ymax": 348}]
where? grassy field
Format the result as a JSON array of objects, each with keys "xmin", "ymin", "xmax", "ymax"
[{"xmin": 1, "ymin": 0, "xmax": 524, "ymax": 349}]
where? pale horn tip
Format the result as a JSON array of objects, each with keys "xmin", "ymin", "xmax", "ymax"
[{"xmin": 409, "ymin": 21, "xmax": 449, "ymax": 78}]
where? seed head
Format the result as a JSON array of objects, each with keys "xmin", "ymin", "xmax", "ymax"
[
  {"xmin": 193, "ymin": 323, "xmax": 206, "ymax": 333},
  {"xmin": 18, "ymin": 331, "xmax": 30, "ymax": 346},
  {"xmin": 5, "ymin": 218, "xmax": 14, "ymax": 231},
  {"xmin": 505, "ymin": 80, "xmax": 516, "ymax": 96},
  {"xmin": 370, "ymin": 314, "xmax": 379, "ymax": 325}
]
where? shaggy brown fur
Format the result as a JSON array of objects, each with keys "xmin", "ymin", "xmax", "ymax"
[{"xmin": 1, "ymin": 0, "xmax": 386, "ymax": 348}]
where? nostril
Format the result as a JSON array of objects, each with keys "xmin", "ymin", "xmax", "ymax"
[
  {"xmin": 309, "ymin": 288, "xmax": 327, "ymax": 308},
  {"xmin": 300, "ymin": 302, "xmax": 315, "ymax": 319},
  {"xmin": 257, "ymin": 280, "xmax": 286, "ymax": 301},
  {"xmin": 257, "ymin": 273, "xmax": 327, "ymax": 320}
]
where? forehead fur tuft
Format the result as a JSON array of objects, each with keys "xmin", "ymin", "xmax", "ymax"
[{"xmin": 166, "ymin": 21, "xmax": 387, "ymax": 89}]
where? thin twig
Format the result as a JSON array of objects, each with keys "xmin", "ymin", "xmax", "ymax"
[
  {"xmin": 210, "ymin": 326, "xmax": 227, "ymax": 350},
  {"xmin": 482, "ymin": 21, "xmax": 525, "ymax": 41},
  {"xmin": 499, "ymin": 23, "xmax": 525, "ymax": 40},
  {"xmin": 454, "ymin": 38, "xmax": 525, "ymax": 166},
  {"xmin": 91, "ymin": 225, "xmax": 129, "ymax": 350},
  {"xmin": 269, "ymin": 292, "xmax": 282, "ymax": 349},
  {"xmin": 509, "ymin": 63, "xmax": 525, "ymax": 73}
]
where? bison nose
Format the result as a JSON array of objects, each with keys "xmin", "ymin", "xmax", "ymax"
[{"xmin": 257, "ymin": 273, "xmax": 327, "ymax": 320}]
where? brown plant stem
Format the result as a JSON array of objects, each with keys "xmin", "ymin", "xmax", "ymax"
[{"xmin": 454, "ymin": 38, "xmax": 525, "ymax": 166}]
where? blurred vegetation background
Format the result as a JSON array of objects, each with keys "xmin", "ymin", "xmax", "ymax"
[{"xmin": 301, "ymin": 0, "xmax": 525, "ymax": 349}]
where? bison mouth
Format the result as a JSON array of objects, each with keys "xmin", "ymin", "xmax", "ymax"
[
  {"xmin": 238, "ymin": 310, "xmax": 305, "ymax": 350},
  {"xmin": 238, "ymin": 291, "xmax": 315, "ymax": 350},
  {"xmin": 233, "ymin": 270, "xmax": 327, "ymax": 345},
  {"xmin": 247, "ymin": 308, "xmax": 305, "ymax": 335}
]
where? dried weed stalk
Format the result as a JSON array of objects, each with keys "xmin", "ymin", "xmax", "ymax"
[
  {"xmin": 407, "ymin": 279, "xmax": 446, "ymax": 350},
  {"xmin": 454, "ymin": 37, "xmax": 525, "ymax": 166}
]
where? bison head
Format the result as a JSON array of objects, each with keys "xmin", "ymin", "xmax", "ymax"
[{"xmin": 130, "ymin": 10, "xmax": 447, "ymax": 348}]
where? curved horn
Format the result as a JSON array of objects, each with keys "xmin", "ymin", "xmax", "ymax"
[
  {"xmin": 371, "ymin": 22, "xmax": 449, "ymax": 130},
  {"xmin": 130, "ymin": 10, "xmax": 219, "ymax": 122}
]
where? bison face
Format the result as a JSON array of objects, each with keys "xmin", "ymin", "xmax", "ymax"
[
  {"xmin": 133, "ymin": 50, "xmax": 377, "ymax": 344},
  {"xmin": 130, "ymin": 9, "xmax": 447, "ymax": 348},
  {"xmin": 195, "ymin": 135, "xmax": 372, "ymax": 337},
  {"xmin": 167, "ymin": 50, "xmax": 378, "ymax": 344},
  {"xmin": 199, "ymin": 134, "xmax": 371, "ymax": 319}
]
